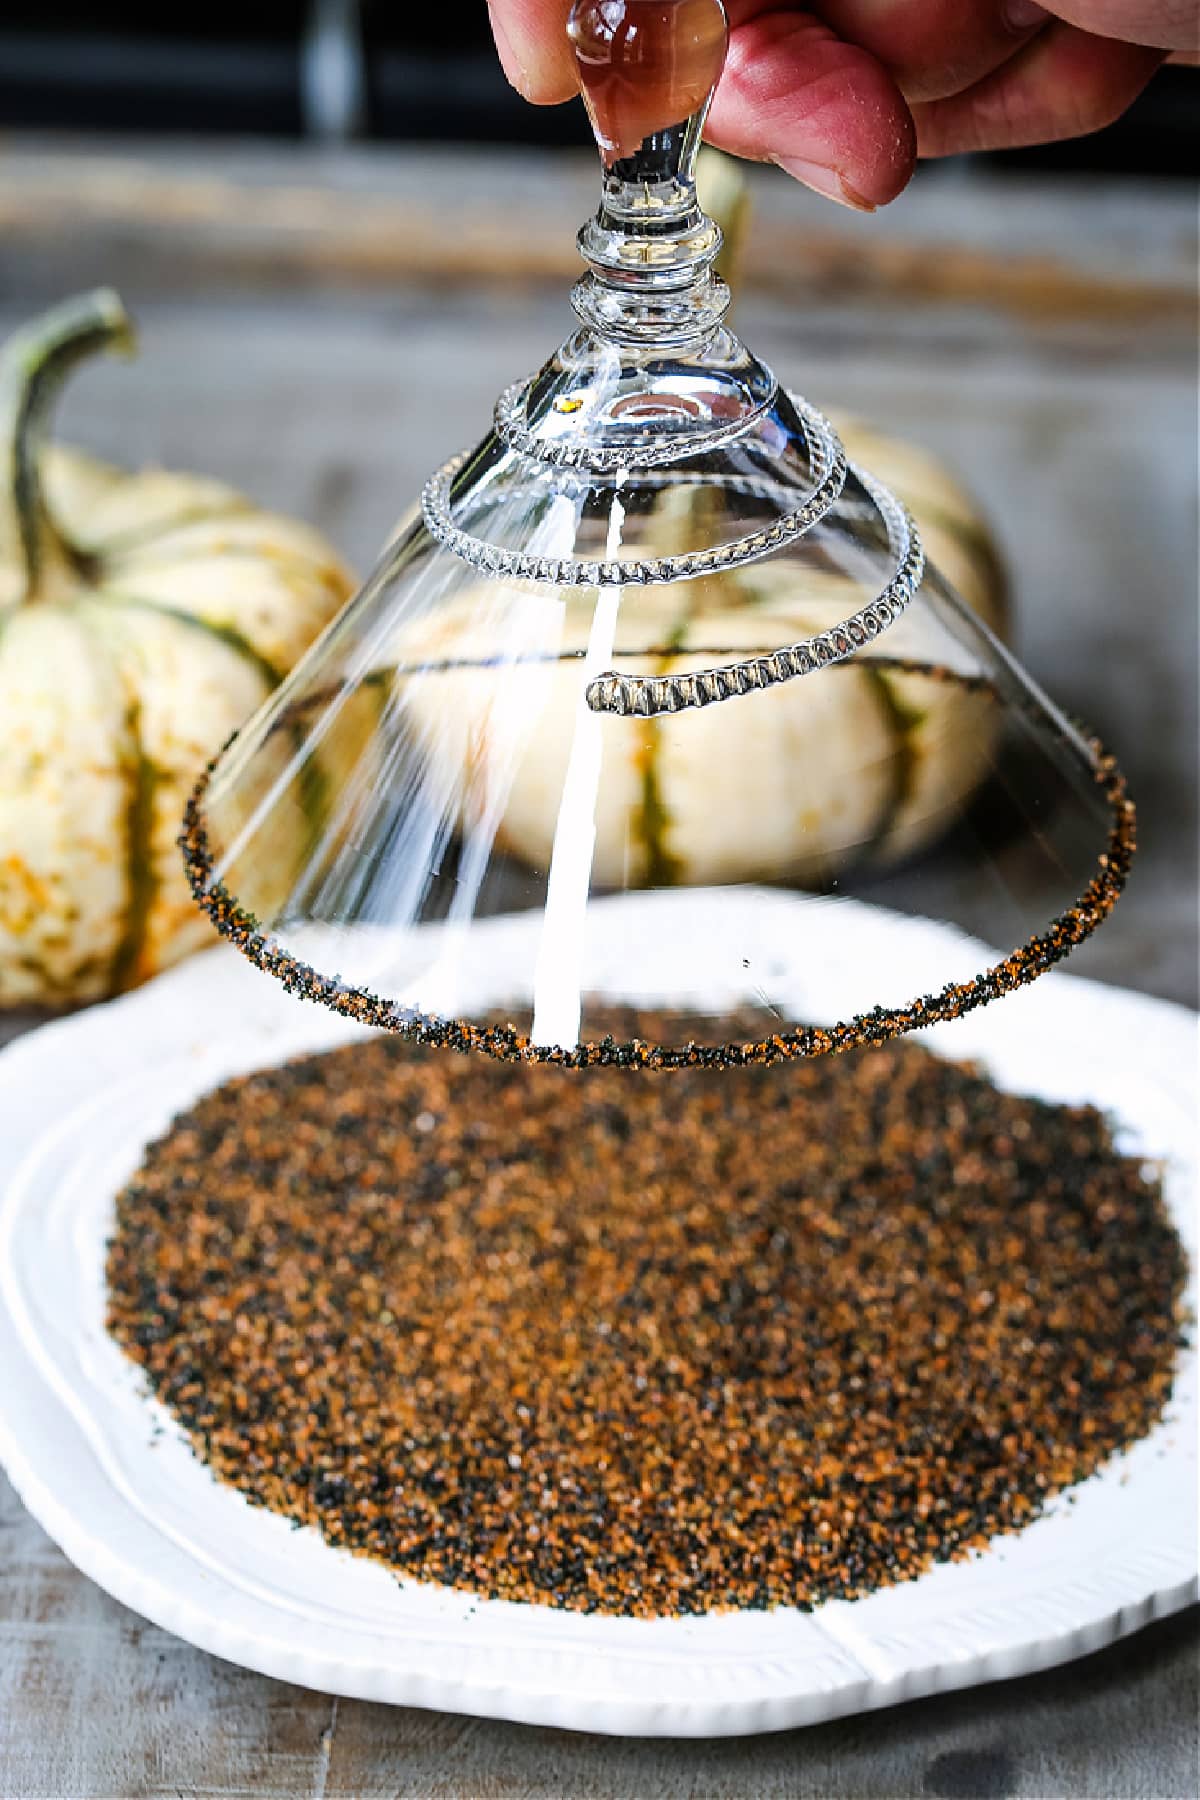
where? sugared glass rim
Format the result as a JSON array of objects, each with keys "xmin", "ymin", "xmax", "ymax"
[{"xmin": 181, "ymin": 660, "xmax": 1135, "ymax": 1071}]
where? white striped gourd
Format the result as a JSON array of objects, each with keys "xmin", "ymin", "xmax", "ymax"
[{"xmin": 0, "ymin": 291, "xmax": 355, "ymax": 1005}]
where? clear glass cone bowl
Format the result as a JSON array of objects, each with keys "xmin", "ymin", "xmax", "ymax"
[{"xmin": 183, "ymin": 0, "xmax": 1133, "ymax": 1066}]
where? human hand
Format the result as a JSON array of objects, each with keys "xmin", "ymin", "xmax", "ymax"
[{"xmin": 486, "ymin": 1, "xmax": 1197, "ymax": 209}]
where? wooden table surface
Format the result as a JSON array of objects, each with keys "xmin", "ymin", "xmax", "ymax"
[{"xmin": 0, "ymin": 137, "xmax": 1196, "ymax": 1799}]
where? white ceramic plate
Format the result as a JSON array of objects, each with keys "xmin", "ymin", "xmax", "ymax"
[{"xmin": 0, "ymin": 891, "xmax": 1195, "ymax": 1739}]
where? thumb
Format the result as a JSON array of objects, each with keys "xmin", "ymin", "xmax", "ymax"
[{"xmin": 487, "ymin": 0, "xmax": 580, "ymax": 102}]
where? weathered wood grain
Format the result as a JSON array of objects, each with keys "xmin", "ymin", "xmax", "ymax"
[
  {"xmin": 0, "ymin": 139, "xmax": 1196, "ymax": 1798},
  {"xmin": 0, "ymin": 138, "xmax": 1195, "ymax": 353}
]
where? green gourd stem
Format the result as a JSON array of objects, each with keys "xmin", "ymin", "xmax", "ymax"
[{"xmin": 1, "ymin": 289, "xmax": 135, "ymax": 602}]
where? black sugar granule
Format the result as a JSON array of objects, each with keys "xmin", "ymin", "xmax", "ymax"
[{"xmin": 105, "ymin": 1024, "xmax": 1187, "ymax": 1618}]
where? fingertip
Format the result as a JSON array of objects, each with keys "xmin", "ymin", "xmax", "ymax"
[
  {"xmin": 773, "ymin": 158, "xmax": 879, "ymax": 211},
  {"xmin": 488, "ymin": 0, "xmax": 579, "ymax": 104},
  {"xmin": 707, "ymin": 14, "xmax": 916, "ymax": 208}
]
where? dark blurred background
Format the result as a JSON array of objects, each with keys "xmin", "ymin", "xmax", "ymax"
[{"xmin": 0, "ymin": 0, "xmax": 1193, "ymax": 171}]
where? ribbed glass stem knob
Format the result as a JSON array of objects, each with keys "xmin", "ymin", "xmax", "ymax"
[{"xmin": 568, "ymin": 0, "xmax": 731, "ymax": 343}]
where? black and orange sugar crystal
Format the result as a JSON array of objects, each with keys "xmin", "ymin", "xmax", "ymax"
[{"xmin": 106, "ymin": 1019, "xmax": 1186, "ymax": 1619}]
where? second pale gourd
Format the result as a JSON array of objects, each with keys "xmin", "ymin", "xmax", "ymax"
[{"xmin": 392, "ymin": 415, "xmax": 1007, "ymax": 887}]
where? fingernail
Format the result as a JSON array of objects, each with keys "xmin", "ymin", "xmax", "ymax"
[
  {"xmin": 1004, "ymin": 1, "xmax": 1050, "ymax": 31},
  {"xmin": 487, "ymin": 2, "xmax": 533, "ymax": 96},
  {"xmin": 775, "ymin": 158, "xmax": 877, "ymax": 213}
]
